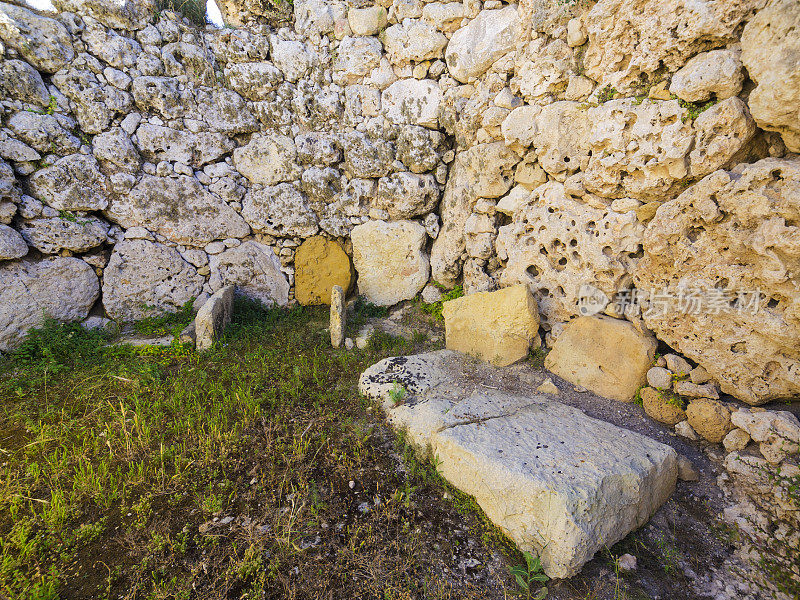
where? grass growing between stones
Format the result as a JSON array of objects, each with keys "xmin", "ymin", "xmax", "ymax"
[{"xmin": 0, "ymin": 300, "xmax": 517, "ymax": 600}]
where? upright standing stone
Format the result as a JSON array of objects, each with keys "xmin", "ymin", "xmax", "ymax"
[
  {"xmin": 330, "ymin": 285, "xmax": 345, "ymax": 348},
  {"xmin": 195, "ymin": 285, "xmax": 234, "ymax": 351}
]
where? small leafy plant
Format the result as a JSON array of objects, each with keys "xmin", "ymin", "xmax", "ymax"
[
  {"xmin": 510, "ymin": 550, "xmax": 549, "ymax": 598},
  {"xmin": 420, "ymin": 284, "xmax": 464, "ymax": 321},
  {"xmin": 388, "ymin": 382, "xmax": 407, "ymax": 406}
]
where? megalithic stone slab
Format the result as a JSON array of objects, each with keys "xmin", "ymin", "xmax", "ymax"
[
  {"xmin": 195, "ymin": 285, "xmax": 234, "ymax": 352},
  {"xmin": 359, "ymin": 351, "xmax": 677, "ymax": 578}
]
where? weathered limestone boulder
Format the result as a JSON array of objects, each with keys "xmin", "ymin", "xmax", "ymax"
[
  {"xmin": 496, "ymin": 182, "xmax": 644, "ymax": 330},
  {"xmin": 224, "ymin": 62, "xmax": 283, "ymax": 101},
  {"xmin": 233, "ymin": 134, "xmax": 300, "ymax": 184},
  {"xmin": 108, "ymin": 175, "xmax": 249, "ymax": 245},
  {"xmin": 241, "ymin": 184, "xmax": 319, "ymax": 238},
  {"xmin": 374, "ymin": 172, "xmax": 439, "ymax": 219},
  {"xmin": 0, "ymin": 256, "xmax": 99, "ymax": 350},
  {"xmin": 208, "ymin": 241, "xmax": 290, "ymax": 307},
  {"xmin": 0, "ymin": 2, "xmax": 74, "ymax": 73},
  {"xmin": 0, "ymin": 59, "xmax": 50, "ymax": 108},
  {"xmin": 641, "ymin": 387, "xmax": 686, "ymax": 426},
  {"xmin": 103, "ymin": 239, "xmax": 203, "ymax": 321},
  {"xmin": 295, "ymin": 133, "xmax": 341, "ymax": 166},
  {"xmin": 82, "ymin": 23, "xmax": 142, "ymax": 70},
  {"xmin": 52, "ymin": 0, "xmax": 156, "ymax": 30},
  {"xmin": 7, "ymin": 112, "xmax": 81, "ymax": 155},
  {"xmin": 132, "ymin": 76, "xmax": 187, "ymax": 119},
  {"xmin": 584, "ymin": 99, "xmax": 694, "ymax": 200},
  {"xmin": 741, "ymin": 0, "xmax": 800, "ymax": 152},
  {"xmin": 668, "ymin": 48, "xmax": 744, "ymax": 103},
  {"xmin": 382, "ymin": 20, "xmax": 447, "ymax": 64},
  {"xmin": 381, "ymin": 79, "xmax": 443, "ymax": 129},
  {"xmin": 0, "ymin": 224, "xmax": 27, "ymax": 260},
  {"xmin": 396, "ymin": 125, "xmax": 441, "ymax": 173},
  {"xmin": 445, "ymin": 6, "xmax": 521, "ymax": 83},
  {"xmin": 333, "ymin": 36, "xmax": 382, "ymax": 84},
  {"xmin": 270, "ymin": 38, "xmax": 315, "ymax": 83},
  {"xmin": 348, "ymin": 5, "xmax": 387, "ymax": 36},
  {"xmin": 359, "ymin": 350, "xmax": 677, "ymax": 578},
  {"xmin": 512, "ymin": 38, "xmax": 575, "ymax": 102},
  {"xmin": 135, "ymin": 124, "xmax": 234, "ymax": 168},
  {"xmin": 545, "ymin": 316, "xmax": 658, "ymax": 402},
  {"xmin": 688, "ymin": 98, "xmax": 756, "ymax": 178},
  {"xmin": 442, "ymin": 284, "xmax": 540, "ymax": 366},
  {"xmin": 351, "ymin": 220, "xmax": 429, "ymax": 306},
  {"xmin": 92, "ymin": 128, "xmax": 141, "ymax": 173},
  {"xmin": 342, "ymin": 131, "xmax": 394, "ymax": 178},
  {"xmin": 632, "ymin": 159, "xmax": 800, "ymax": 405},
  {"xmin": 17, "ymin": 215, "xmax": 109, "ymax": 254},
  {"xmin": 686, "ymin": 399, "xmax": 733, "ymax": 443},
  {"xmin": 431, "ymin": 143, "xmax": 519, "ymax": 287},
  {"xmin": 195, "ymin": 286, "xmax": 234, "ymax": 352},
  {"xmin": 583, "ymin": 0, "xmax": 764, "ymax": 93},
  {"xmin": 731, "ymin": 408, "xmax": 800, "ymax": 462},
  {"xmin": 29, "ymin": 154, "xmax": 112, "ymax": 211},
  {"xmin": 294, "ymin": 236, "xmax": 354, "ymax": 306},
  {"xmin": 52, "ymin": 63, "xmax": 133, "ymax": 134}
]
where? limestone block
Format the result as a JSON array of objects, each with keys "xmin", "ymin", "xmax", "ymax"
[
  {"xmin": 0, "ymin": 2, "xmax": 74, "ymax": 72},
  {"xmin": 52, "ymin": 0, "xmax": 156, "ymax": 30},
  {"xmin": 17, "ymin": 215, "xmax": 109, "ymax": 254},
  {"xmin": 242, "ymin": 183, "xmax": 319, "ymax": 238},
  {"xmin": 54, "ymin": 65, "xmax": 132, "ymax": 133},
  {"xmin": 731, "ymin": 408, "xmax": 800, "ymax": 456},
  {"xmin": 351, "ymin": 220, "xmax": 429, "ymax": 306},
  {"xmin": 0, "ymin": 256, "xmax": 99, "ymax": 350},
  {"xmin": 102, "ymin": 239, "xmax": 203, "ymax": 321},
  {"xmin": 545, "ymin": 315, "xmax": 658, "ymax": 402},
  {"xmin": 233, "ymin": 134, "xmax": 299, "ymax": 184},
  {"xmin": 668, "ymin": 48, "xmax": 744, "ymax": 102},
  {"xmin": 442, "ymin": 284, "xmax": 540, "ymax": 366},
  {"xmin": 294, "ymin": 236, "xmax": 354, "ymax": 306},
  {"xmin": 374, "ymin": 172, "xmax": 439, "ymax": 219},
  {"xmin": 631, "ymin": 159, "xmax": 800, "ymax": 405},
  {"xmin": 108, "ymin": 175, "xmax": 250, "ymax": 245},
  {"xmin": 0, "ymin": 59, "xmax": 50, "ymax": 108},
  {"xmin": 421, "ymin": 2, "xmax": 464, "ymax": 33},
  {"xmin": 641, "ymin": 387, "xmax": 686, "ymax": 426},
  {"xmin": 381, "ymin": 79, "xmax": 443, "ymax": 129},
  {"xmin": 7, "ymin": 112, "xmax": 80, "ymax": 155},
  {"xmin": 342, "ymin": 131, "xmax": 394, "ymax": 178},
  {"xmin": 135, "ymin": 124, "xmax": 234, "ymax": 168},
  {"xmin": 333, "ymin": 36, "xmax": 382, "ymax": 84},
  {"xmin": 348, "ymin": 6, "xmax": 388, "ymax": 36},
  {"xmin": 722, "ymin": 428, "xmax": 751, "ymax": 453},
  {"xmin": 445, "ymin": 6, "xmax": 520, "ymax": 83},
  {"xmin": 382, "ymin": 20, "xmax": 447, "ymax": 64},
  {"xmin": 208, "ymin": 241, "xmax": 290, "ymax": 307},
  {"xmin": 686, "ymin": 399, "xmax": 732, "ymax": 443},
  {"xmin": 132, "ymin": 76, "xmax": 187, "ymax": 119},
  {"xmin": 512, "ymin": 38, "xmax": 574, "ymax": 102},
  {"xmin": 0, "ymin": 224, "xmax": 27, "ymax": 261},
  {"xmin": 359, "ymin": 350, "xmax": 677, "ymax": 579},
  {"xmin": 496, "ymin": 182, "xmax": 644, "ymax": 330},
  {"xmin": 93, "ymin": 128, "xmax": 142, "ymax": 173},
  {"xmin": 689, "ymin": 97, "xmax": 756, "ymax": 178},
  {"xmin": 29, "ymin": 154, "xmax": 112, "ymax": 211},
  {"xmin": 330, "ymin": 285, "xmax": 345, "ymax": 348},
  {"xmin": 741, "ymin": 0, "xmax": 800, "ymax": 152},
  {"xmin": 196, "ymin": 88, "xmax": 259, "ymax": 134},
  {"xmin": 224, "ymin": 62, "xmax": 283, "ymax": 101},
  {"xmin": 195, "ymin": 286, "xmax": 234, "ymax": 352},
  {"xmin": 397, "ymin": 125, "xmax": 442, "ymax": 173},
  {"xmin": 270, "ymin": 38, "xmax": 315, "ymax": 82}
]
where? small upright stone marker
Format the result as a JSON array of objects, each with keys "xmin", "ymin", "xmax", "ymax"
[
  {"xmin": 330, "ymin": 285, "xmax": 345, "ymax": 348},
  {"xmin": 195, "ymin": 285, "xmax": 234, "ymax": 351}
]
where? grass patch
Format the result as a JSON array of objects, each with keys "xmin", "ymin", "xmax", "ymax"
[
  {"xmin": 0, "ymin": 300, "xmax": 512, "ymax": 599},
  {"xmin": 132, "ymin": 299, "xmax": 195, "ymax": 337},
  {"xmin": 420, "ymin": 285, "xmax": 464, "ymax": 322}
]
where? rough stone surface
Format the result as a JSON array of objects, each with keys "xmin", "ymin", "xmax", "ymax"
[
  {"xmin": 233, "ymin": 134, "xmax": 300, "ymax": 184},
  {"xmin": 445, "ymin": 6, "xmax": 520, "ymax": 83},
  {"xmin": 208, "ymin": 241, "xmax": 289, "ymax": 307},
  {"xmin": 17, "ymin": 215, "xmax": 109, "ymax": 254},
  {"xmin": 28, "ymin": 154, "xmax": 112, "ymax": 211},
  {"xmin": 374, "ymin": 172, "xmax": 439, "ymax": 219},
  {"xmin": 0, "ymin": 3, "xmax": 74, "ymax": 73},
  {"xmin": 496, "ymin": 182, "xmax": 644, "ymax": 330},
  {"xmin": 544, "ymin": 316, "xmax": 658, "ymax": 402},
  {"xmin": 359, "ymin": 350, "xmax": 677, "ymax": 578},
  {"xmin": 632, "ymin": 159, "xmax": 800, "ymax": 405},
  {"xmin": 330, "ymin": 284, "xmax": 345, "ymax": 348},
  {"xmin": 351, "ymin": 220, "xmax": 429, "ymax": 306},
  {"xmin": 195, "ymin": 285, "xmax": 234, "ymax": 352},
  {"xmin": 741, "ymin": 0, "xmax": 800, "ymax": 152},
  {"xmin": 583, "ymin": 0, "xmax": 764, "ymax": 93},
  {"xmin": 381, "ymin": 79, "xmax": 443, "ymax": 129},
  {"xmin": 646, "ymin": 367, "xmax": 672, "ymax": 390},
  {"xmin": 442, "ymin": 284, "xmax": 540, "ymax": 367},
  {"xmin": 108, "ymin": 175, "xmax": 250, "ymax": 245},
  {"xmin": 102, "ymin": 239, "xmax": 203, "ymax": 321},
  {"xmin": 294, "ymin": 236, "xmax": 353, "ymax": 306},
  {"xmin": 641, "ymin": 387, "xmax": 686, "ymax": 426},
  {"xmin": 686, "ymin": 399, "xmax": 733, "ymax": 444},
  {"xmin": 668, "ymin": 49, "xmax": 744, "ymax": 103},
  {"xmin": 241, "ymin": 184, "xmax": 318, "ymax": 238},
  {"xmin": 0, "ymin": 256, "xmax": 99, "ymax": 350},
  {"xmin": 0, "ymin": 224, "xmax": 28, "ymax": 260}
]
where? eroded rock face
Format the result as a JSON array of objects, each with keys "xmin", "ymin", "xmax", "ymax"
[
  {"xmin": 351, "ymin": 220, "xmax": 429, "ymax": 306},
  {"xmin": 52, "ymin": 0, "xmax": 157, "ymax": 30},
  {"xmin": 103, "ymin": 239, "xmax": 203, "ymax": 321},
  {"xmin": 233, "ymin": 134, "xmax": 300, "ymax": 184},
  {"xmin": 107, "ymin": 175, "xmax": 250, "ymax": 245},
  {"xmin": 0, "ymin": 2, "xmax": 74, "ymax": 73},
  {"xmin": 17, "ymin": 215, "xmax": 109, "ymax": 254},
  {"xmin": 496, "ymin": 182, "xmax": 644, "ymax": 331},
  {"xmin": 445, "ymin": 6, "xmax": 520, "ymax": 83},
  {"xmin": 741, "ymin": 0, "xmax": 800, "ymax": 152},
  {"xmin": 545, "ymin": 315, "xmax": 658, "ymax": 402},
  {"xmin": 668, "ymin": 48, "xmax": 744, "ymax": 103},
  {"xmin": 135, "ymin": 124, "xmax": 234, "ymax": 168},
  {"xmin": 583, "ymin": 0, "xmax": 765, "ymax": 93},
  {"xmin": 208, "ymin": 240, "xmax": 290, "ymax": 307},
  {"xmin": 294, "ymin": 236, "xmax": 353, "ymax": 306},
  {"xmin": 241, "ymin": 183, "xmax": 318, "ymax": 238},
  {"xmin": 359, "ymin": 350, "xmax": 677, "ymax": 579},
  {"xmin": 381, "ymin": 79, "xmax": 443, "ymax": 129},
  {"xmin": 0, "ymin": 256, "xmax": 99, "ymax": 350},
  {"xmin": 632, "ymin": 159, "xmax": 800, "ymax": 405},
  {"xmin": 374, "ymin": 172, "xmax": 439, "ymax": 219},
  {"xmin": 0, "ymin": 224, "xmax": 27, "ymax": 260},
  {"xmin": 29, "ymin": 154, "xmax": 112, "ymax": 211}
]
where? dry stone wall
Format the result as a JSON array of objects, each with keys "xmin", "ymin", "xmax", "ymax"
[{"xmin": 0, "ymin": 0, "xmax": 799, "ymax": 412}]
